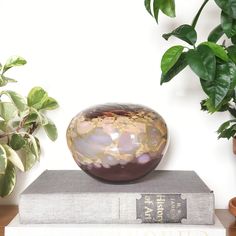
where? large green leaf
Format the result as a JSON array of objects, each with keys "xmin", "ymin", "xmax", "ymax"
[
  {"xmin": 161, "ymin": 45, "xmax": 184, "ymax": 75},
  {"xmin": 217, "ymin": 119, "xmax": 236, "ymax": 139},
  {"xmin": 201, "ymin": 62, "xmax": 231, "ymax": 108},
  {"xmin": 163, "ymin": 24, "xmax": 197, "ymax": 45},
  {"xmin": 1, "ymin": 91, "xmax": 27, "ymax": 112},
  {"xmin": 2, "ymin": 56, "xmax": 27, "ymax": 74},
  {"xmin": 144, "ymin": 0, "xmax": 152, "ymax": 16},
  {"xmin": 153, "ymin": 0, "xmax": 160, "ymax": 22},
  {"xmin": 144, "ymin": 0, "xmax": 175, "ymax": 22},
  {"xmin": 3, "ymin": 144, "xmax": 24, "ymax": 172},
  {"xmin": 0, "ymin": 161, "xmax": 16, "ymax": 197},
  {"xmin": 27, "ymin": 87, "xmax": 48, "ymax": 110},
  {"xmin": 9, "ymin": 134, "xmax": 26, "ymax": 151},
  {"xmin": 227, "ymin": 45, "xmax": 236, "ymax": 63},
  {"xmin": 0, "ymin": 145, "xmax": 7, "ymax": 174},
  {"xmin": 43, "ymin": 119, "xmax": 58, "ymax": 141},
  {"xmin": 161, "ymin": 53, "xmax": 187, "ymax": 84},
  {"xmin": 40, "ymin": 97, "xmax": 59, "ymax": 110},
  {"xmin": 201, "ymin": 42, "xmax": 229, "ymax": 61},
  {"xmin": 158, "ymin": 0, "xmax": 175, "ymax": 17},
  {"xmin": 186, "ymin": 45, "xmax": 216, "ymax": 81},
  {"xmin": 208, "ymin": 25, "xmax": 224, "ymax": 43},
  {"xmin": 221, "ymin": 11, "xmax": 236, "ymax": 37},
  {"xmin": 214, "ymin": 0, "xmax": 236, "ymax": 19},
  {"xmin": 0, "ymin": 102, "xmax": 18, "ymax": 121}
]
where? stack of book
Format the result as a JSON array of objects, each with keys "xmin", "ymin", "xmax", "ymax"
[{"xmin": 6, "ymin": 170, "xmax": 226, "ymax": 236}]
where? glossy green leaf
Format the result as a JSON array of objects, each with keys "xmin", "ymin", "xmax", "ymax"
[
  {"xmin": 153, "ymin": 0, "xmax": 160, "ymax": 22},
  {"xmin": 3, "ymin": 144, "xmax": 24, "ymax": 172},
  {"xmin": 227, "ymin": 61, "xmax": 236, "ymax": 89},
  {"xmin": 40, "ymin": 97, "xmax": 59, "ymax": 110},
  {"xmin": 0, "ymin": 145, "xmax": 7, "ymax": 174},
  {"xmin": 0, "ymin": 161, "xmax": 16, "ymax": 197},
  {"xmin": 0, "ymin": 102, "xmax": 18, "ymax": 121},
  {"xmin": 161, "ymin": 52, "xmax": 187, "ymax": 84},
  {"xmin": 218, "ymin": 119, "xmax": 235, "ymax": 133},
  {"xmin": 161, "ymin": 45, "xmax": 184, "ymax": 75},
  {"xmin": 43, "ymin": 119, "xmax": 58, "ymax": 141},
  {"xmin": 158, "ymin": 0, "xmax": 175, "ymax": 17},
  {"xmin": 201, "ymin": 62, "xmax": 231, "ymax": 107},
  {"xmin": 27, "ymin": 87, "xmax": 48, "ymax": 110},
  {"xmin": 144, "ymin": 0, "xmax": 152, "ymax": 16},
  {"xmin": 201, "ymin": 42, "xmax": 229, "ymax": 61},
  {"xmin": 221, "ymin": 11, "xmax": 236, "ymax": 37},
  {"xmin": 1, "ymin": 90, "xmax": 27, "ymax": 112},
  {"xmin": 163, "ymin": 24, "xmax": 197, "ymax": 45},
  {"xmin": 186, "ymin": 45, "xmax": 216, "ymax": 81},
  {"xmin": 10, "ymin": 134, "xmax": 26, "ymax": 151},
  {"xmin": 217, "ymin": 119, "xmax": 236, "ymax": 139},
  {"xmin": 150, "ymin": 0, "xmax": 175, "ymax": 22},
  {"xmin": 214, "ymin": 0, "xmax": 236, "ymax": 19},
  {"xmin": 3, "ymin": 56, "xmax": 27, "ymax": 74},
  {"xmin": 227, "ymin": 45, "xmax": 236, "ymax": 63},
  {"xmin": 208, "ymin": 25, "xmax": 224, "ymax": 43}
]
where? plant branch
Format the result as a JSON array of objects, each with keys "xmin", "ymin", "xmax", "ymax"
[
  {"xmin": 0, "ymin": 114, "xmax": 29, "ymax": 139},
  {"xmin": 27, "ymin": 122, "xmax": 38, "ymax": 135},
  {"xmin": 191, "ymin": 0, "xmax": 209, "ymax": 29}
]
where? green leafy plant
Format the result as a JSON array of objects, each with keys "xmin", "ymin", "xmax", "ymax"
[
  {"xmin": 0, "ymin": 56, "xmax": 58, "ymax": 197},
  {"xmin": 145, "ymin": 0, "xmax": 236, "ymax": 140}
]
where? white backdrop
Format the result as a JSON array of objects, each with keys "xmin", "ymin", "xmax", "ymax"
[{"xmin": 0, "ymin": 0, "xmax": 235, "ymax": 209}]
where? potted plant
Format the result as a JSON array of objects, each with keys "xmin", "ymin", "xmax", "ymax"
[
  {"xmin": 0, "ymin": 55, "xmax": 58, "ymax": 197},
  {"xmin": 144, "ymin": 0, "xmax": 236, "ymax": 216}
]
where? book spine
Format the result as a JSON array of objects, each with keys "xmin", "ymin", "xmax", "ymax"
[
  {"xmin": 136, "ymin": 193, "xmax": 214, "ymax": 224},
  {"xmin": 19, "ymin": 192, "xmax": 214, "ymax": 224}
]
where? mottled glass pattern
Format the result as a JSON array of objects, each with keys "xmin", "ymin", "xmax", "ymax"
[{"xmin": 66, "ymin": 104, "xmax": 168, "ymax": 183}]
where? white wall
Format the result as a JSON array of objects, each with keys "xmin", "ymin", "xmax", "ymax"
[{"xmin": 0, "ymin": 0, "xmax": 235, "ymax": 209}]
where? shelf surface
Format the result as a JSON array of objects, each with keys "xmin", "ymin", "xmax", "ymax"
[{"xmin": 0, "ymin": 206, "xmax": 235, "ymax": 236}]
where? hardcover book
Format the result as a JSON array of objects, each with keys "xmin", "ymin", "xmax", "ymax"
[
  {"xmin": 19, "ymin": 170, "xmax": 214, "ymax": 224},
  {"xmin": 6, "ymin": 215, "xmax": 225, "ymax": 236}
]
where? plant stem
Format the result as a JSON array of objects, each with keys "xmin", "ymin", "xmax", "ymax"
[
  {"xmin": 0, "ymin": 114, "xmax": 29, "ymax": 139},
  {"xmin": 191, "ymin": 0, "xmax": 209, "ymax": 28}
]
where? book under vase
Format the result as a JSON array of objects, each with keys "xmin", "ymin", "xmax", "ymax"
[{"xmin": 18, "ymin": 170, "xmax": 214, "ymax": 225}]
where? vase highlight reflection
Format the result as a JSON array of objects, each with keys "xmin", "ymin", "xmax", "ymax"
[{"xmin": 66, "ymin": 104, "xmax": 168, "ymax": 183}]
